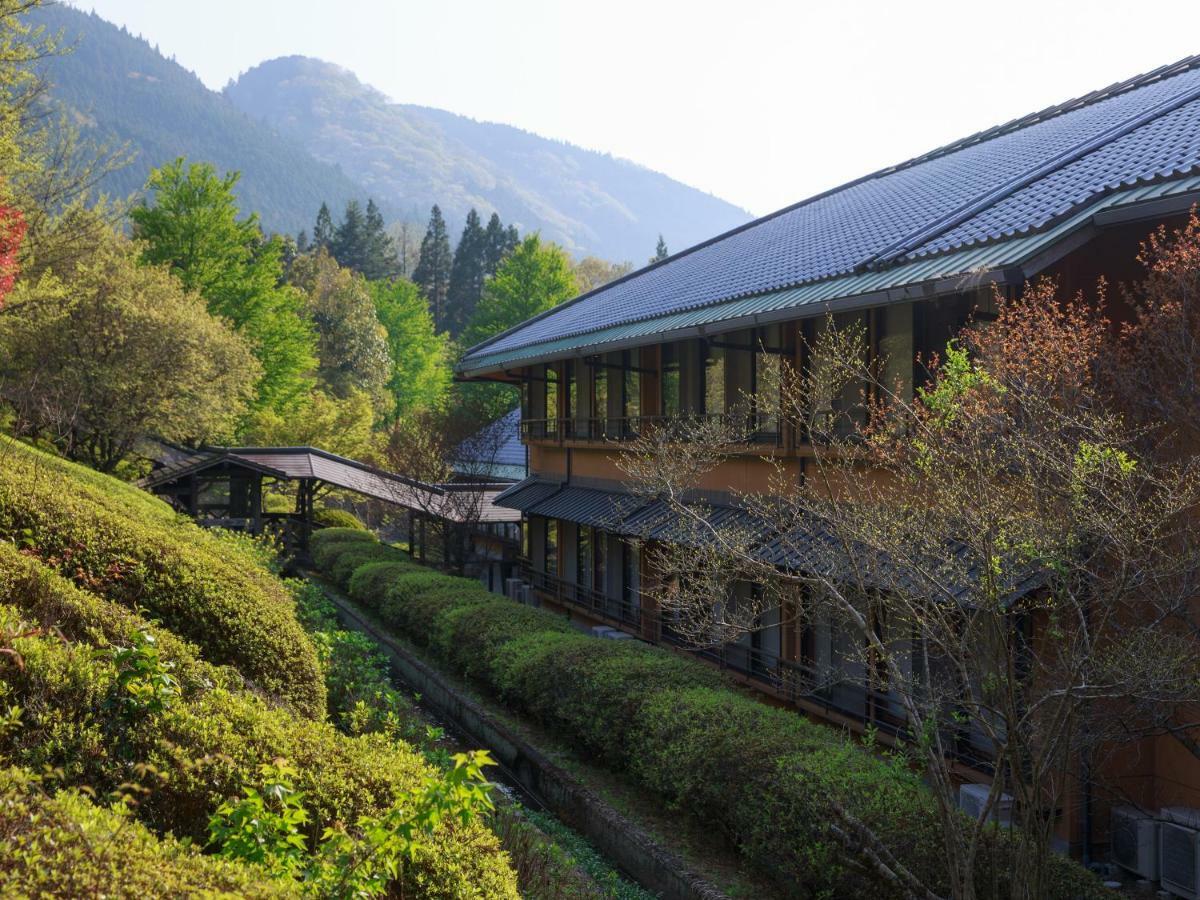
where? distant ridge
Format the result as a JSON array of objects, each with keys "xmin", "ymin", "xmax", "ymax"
[
  {"xmin": 224, "ymin": 56, "xmax": 752, "ymax": 261},
  {"xmin": 32, "ymin": 4, "xmax": 371, "ymax": 235}
]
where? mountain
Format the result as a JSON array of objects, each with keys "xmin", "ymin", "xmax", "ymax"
[
  {"xmin": 30, "ymin": 4, "xmax": 371, "ymax": 235},
  {"xmin": 225, "ymin": 57, "xmax": 752, "ymax": 262}
]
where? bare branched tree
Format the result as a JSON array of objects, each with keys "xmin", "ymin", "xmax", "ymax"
[{"xmin": 620, "ymin": 276, "xmax": 1200, "ymax": 899}]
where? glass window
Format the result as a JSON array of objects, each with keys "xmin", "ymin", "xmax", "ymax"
[
  {"xmin": 623, "ymin": 351, "xmax": 640, "ymax": 423},
  {"xmin": 754, "ymin": 327, "xmax": 782, "ymax": 435},
  {"xmin": 622, "ymin": 540, "xmax": 640, "ymax": 608},
  {"xmin": 576, "ymin": 525, "xmax": 593, "ymax": 588},
  {"xmin": 545, "ymin": 367, "xmax": 559, "ymax": 437},
  {"xmin": 545, "ymin": 519, "xmax": 558, "ymax": 575},
  {"xmin": 661, "ymin": 343, "xmax": 680, "ymax": 417},
  {"xmin": 594, "ymin": 530, "xmax": 607, "ymax": 595},
  {"xmin": 565, "ymin": 361, "xmax": 577, "ymax": 422},
  {"xmin": 592, "ymin": 364, "xmax": 606, "ymax": 439},
  {"xmin": 704, "ymin": 342, "xmax": 725, "ymax": 416}
]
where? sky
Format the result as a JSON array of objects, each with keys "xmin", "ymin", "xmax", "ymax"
[{"xmin": 66, "ymin": 0, "xmax": 1200, "ymax": 217}]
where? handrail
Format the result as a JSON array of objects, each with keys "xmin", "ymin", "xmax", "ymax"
[
  {"xmin": 519, "ymin": 413, "xmax": 786, "ymax": 446},
  {"xmin": 517, "ymin": 563, "xmax": 993, "ymax": 769}
]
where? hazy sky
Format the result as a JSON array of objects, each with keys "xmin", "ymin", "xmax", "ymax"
[{"xmin": 66, "ymin": 0, "xmax": 1200, "ymax": 216}]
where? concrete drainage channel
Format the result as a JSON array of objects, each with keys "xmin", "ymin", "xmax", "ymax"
[{"xmin": 319, "ymin": 583, "xmax": 730, "ymax": 900}]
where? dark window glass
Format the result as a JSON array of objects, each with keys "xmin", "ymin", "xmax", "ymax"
[
  {"xmin": 545, "ymin": 519, "xmax": 558, "ymax": 575},
  {"xmin": 661, "ymin": 344, "xmax": 680, "ymax": 417}
]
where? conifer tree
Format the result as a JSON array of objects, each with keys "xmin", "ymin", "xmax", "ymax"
[
  {"xmin": 296, "ymin": 229, "xmax": 309, "ymax": 254},
  {"xmin": 313, "ymin": 202, "xmax": 334, "ymax": 249},
  {"xmin": 412, "ymin": 204, "xmax": 452, "ymax": 329},
  {"xmin": 482, "ymin": 212, "xmax": 519, "ymax": 276},
  {"xmin": 331, "ymin": 199, "xmax": 367, "ymax": 272},
  {"xmin": 651, "ymin": 234, "xmax": 669, "ymax": 263},
  {"xmin": 445, "ymin": 208, "xmax": 486, "ymax": 337},
  {"xmin": 361, "ymin": 198, "xmax": 399, "ymax": 281}
]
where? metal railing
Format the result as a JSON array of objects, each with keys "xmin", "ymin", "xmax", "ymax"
[
  {"xmin": 518, "ymin": 562, "xmax": 993, "ymax": 768},
  {"xmin": 519, "ymin": 413, "xmax": 786, "ymax": 446}
]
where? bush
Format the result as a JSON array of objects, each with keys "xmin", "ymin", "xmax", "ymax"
[
  {"xmin": 0, "ymin": 601, "xmax": 518, "ymax": 899},
  {"xmin": 0, "ymin": 767, "xmax": 296, "ymax": 899},
  {"xmin": 312, "ymin": 532, "xmax": 1107, "ymax": 899},
  {"xmin": 0, "ymin": 437, "xmax": 324, "ymax": 717},
  {"xmin": 313, "ymin": 506, "xmax": 368, "ymax": 530},
  {"xmin": 311, "ymin": 526, "xmax": 375, "ymax": 554},
  {"xmin": 346, "ymin": 560, "xmax": 420, "ymax": 607},
  {"xmin": 328, "ymin": 543, "xmax": 412, "ymax": 588}
]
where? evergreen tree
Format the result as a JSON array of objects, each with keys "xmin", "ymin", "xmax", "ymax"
[
  {"xmin": 361, "ymin": 199, "xmax": 399, "ymax": 281},
  {"xmin": 651, "ymin": 234, "xmax": 669, "ymax": 263},
  {"xmin": 331, "ymin": 199, "xmax": 367, "ymax": 272},
  {"xmin": 296, "ymin": 229, "xmax": 309, "ymax": 254},
  {"xmin": 482, "ymin": 212, "xmax": 519, "ymax": 276},
  {"xmin": 412, "ymin": 204, "xmax": 452, "ymax": 329},
  {"xmin": 444, "ymin": 208, "xmax": 486, "ymax": 337},
  {"xmin": 313, "ymin": 202, "xmax": 334, "ymax": 249}
]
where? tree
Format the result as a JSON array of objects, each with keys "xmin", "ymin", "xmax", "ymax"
[
  {"xmin": 296, "ymin": 229, "xmax": 309, "ymax": 254},
  {"xmin": 0, "ymin": 232, "xmax": 259, "ymax": 471},
  {"xmin": 0, "ymin": 199, "xmax": 24, "ymax": 304},
  {"xmin": 243, "ymin": 387, "xmax": 377, "ymax": 460},
  {"xmin": 482, "ymin": 212, "xmax": 518, "ymax": 276},
  {"xmin": 445, "ymin": 208, "xmax": 486, "ymax": 337},
  {"xmin": 461, "ymin": 234, "xmax": 577, "ymax": 348},
  {"xmin": 412, "ymin": 205, "xmax": 452, "ymax": 329},
  {"xmin": 131, "ymin": 158, "xmax": 317, "ymax": 415},
  {"xmin": 312, "ymin": 202, "xmax": 334, "ymax": 250},
  {"xmin": 650, "ymin": 234, "xmax": 668, "ymax": 263},
  {"xmin": 361, "ymin": 199, "xmax": 398, "ymax": 281},
  {"xmin": 620, "ymin": 280, "xmax": 1200, "ymax": 898},
  {"xmin": 370, "ymin": 277, "xmax": 451, "ymax": 421},
  {"xmin": 572, "ymin": 255, "xmax": 632, "ymax": 294},
  {"xmin": 330, "ymin": 199, "xmax": 366, "ymax": 271},
  {"xmin": 288, "ymin": 249, "xmax": 391, "ymax": 411}
]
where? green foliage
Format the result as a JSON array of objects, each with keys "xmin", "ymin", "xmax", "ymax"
[
  {"xmin": 0, "ymin": 231, "xmax": 260, "ymax": 471},
  {"xmin": 314, "ymin": 533, "xmax": 1107, "ymax": 900},
  {"xmin": 412, "ymin": 204, "xmax": 452, "ymax": 328},
  {"xmin": 210, "ymin": 758, "xmax": 311, "ymax": 879},
  {"xmin": 0, "ymin": 435, "xmax": 326, "ymax": 717},
  {"xmin": 0, "ymin": 766, "xmax": 297, "ymax": 898},
  {"xmin": 462, "ymin": 233, "xmax": 578, "ymax": 349},
  {"xmin": 313, "ymin": 506, "xmax": 368, "ymax": 531},
  {"xmin": 445, "ymin": 208, "xmax": 486, "ymax": 337},
  {"xmin": 328, "ymin": 543, "xmax": 413, "ymax": 589},
  {"xmin": 106, "ymin": 630, "xmax": 179, "ymax": 718},
  {"xmin": 132, "ymin": 157, "xmax": 318, "ymax": 415},
  {"xmin": 346, "ymin": 560, "xmax": 421, "ymax": 606},
  {"xmin": 288, "ymin": 249, "xmax": 391, "ymax": 410},
  {"xmin": 370, "ymin": 276, "xmax": 452, "ymax": 420},
  {"xmin": 328, "ymin": 198, "xmax": 398, "ymax": 281},
  {"xmin": 244, "ymin": 388, "xmax": 379, "ymax": 460}
]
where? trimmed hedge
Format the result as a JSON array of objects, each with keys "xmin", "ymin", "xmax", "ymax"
[
  {"xmin": 0, "ymin": 558, "xmax": 519, "ymax": 898},
  {"xmin": 0, "ymin": 766, "xmax": 296, "ymax": 899},
  {"xmin": 0, "ymin": 437, "xmax": 324, "ymax": 717},
  {"xmin": 313, "ymin": 506, "xmax": 368, "ymax": 530},
  {"xmin": 317, "ymin": 534, "xmax": 1109, "ymax": 900},
  {"xmin": 346, "ymin": 560, "xmax": 420, "ymax": 606}
]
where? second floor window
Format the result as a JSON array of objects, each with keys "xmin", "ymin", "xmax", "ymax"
[
  {"xmin": 623, "ymin": 351, "xmax": 641, "ymax": 423},
  {"xmin": 545, "ymin": 519, "xmax": 558, "ymax": 575},
  {"xmin": 703, "ymin": 342, "xmax": 725, "ymax": 417},
  {"xmin": 661, "ymin": 343, "xmax": 681, "ymax": 417}
]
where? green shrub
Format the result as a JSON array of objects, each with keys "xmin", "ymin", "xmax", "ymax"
[
  {"xmin": 311, "ymin": 532, "xmax": 1106, "ymax": 899},
  {"xmin": 0, "ymin": 766, "xmax": 296, "ymax": 899},
  {"xmin": 328, "ymin": 543, "xmax": 412, "ymax": 588},
  {"xmin": 347, "ymin": 560, "xmax": 421, "ymax": 607},
  {"xmin": 310, "ymin": 526, "xmax": 375, "ymax": 555},
  {"xmin": 0, "ymin": 618, "xmax": 518, "ymax": 898},
  {"xmin": 313, "ymin": 506, "xmax": 368, "ymax": 530},
  {"xmin": 0, "ymin": 437, "xmax": 324, "ymax": 717}
]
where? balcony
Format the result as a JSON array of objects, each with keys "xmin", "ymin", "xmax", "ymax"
[
  {"xmin": 519, "ymin": 562, "xmax": 993, "ymax": 770},
  {"xmin": 519, "ymin": 413, "xmax": 786, "ymax": 447}
]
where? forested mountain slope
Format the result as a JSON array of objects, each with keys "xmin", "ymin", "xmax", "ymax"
[
  {"xmin": 30, "ymin": 4, "xmax": 370, "ymax": 235},
  {"xmin": 225, "ymin": 56, "xmax": 752, "ymax": 261}
]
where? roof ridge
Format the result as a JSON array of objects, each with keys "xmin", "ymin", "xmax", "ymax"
[
  {"xmin": 863, "ymin": 72, "xmax": 1200, "ymax": 268},
  {"xmin": 459, "ymin": 53, "xmax": 1200, "ymax": 366}
]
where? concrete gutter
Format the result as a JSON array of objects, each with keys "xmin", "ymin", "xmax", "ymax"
[{"xmin": 322, "ymin": 586, "xmax": 731, "ymax": 900}]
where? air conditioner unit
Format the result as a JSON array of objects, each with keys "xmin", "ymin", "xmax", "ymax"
[
  {"xmin": 957, "ymin": 783, "xmax": 1013, "ymax": 826},
  {"xmin": 590, "ymin": 625, "xmax": 618, "ymax": 639},
  {"xmin": 1110, "ymin": 805, "xmax": 1159, "ymax": 880},
  {"xmin": 1160, "ymin": 807, "xmax": 1200, "ymax": 899}
]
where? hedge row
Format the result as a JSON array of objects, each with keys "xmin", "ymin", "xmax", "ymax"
[
  {"xmin": 0, "ymin": 437, "xmax": 324, "ymax": 716},
  {"xmin": 0, "ymin": 544, "xmax": 519, "ymax": 898},
  {"xmin": 314, "ymin": 532, "xmax": 1108, "ymax": 900}
]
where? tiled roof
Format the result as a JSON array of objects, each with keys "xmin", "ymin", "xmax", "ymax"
[
  {"xmin": 452, "ymin": 409, "xmax": 527, "ymax": 481},
  {"xmin": 460, "ymin": 55, "xmax": 1200, "ymax": 373}
]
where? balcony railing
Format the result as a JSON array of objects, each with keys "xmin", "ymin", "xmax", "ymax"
[
  {"xmin": 519, "ymin": 413, "xmax": 786, "ymax": 446},
  {"xmin": 519, "ymin": 562, "xmax": 994, "ymax": 769}
]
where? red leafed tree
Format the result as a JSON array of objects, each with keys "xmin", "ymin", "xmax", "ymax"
[{"xmin": 0, "ymin": 201, "xmax": 24, "ymax": 304}]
